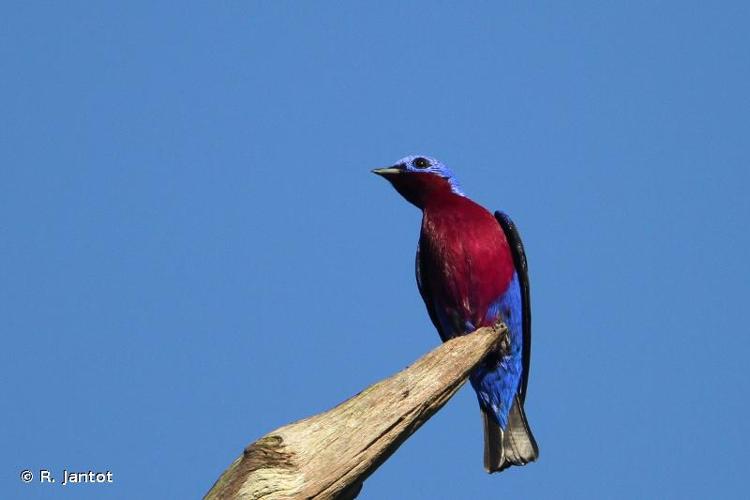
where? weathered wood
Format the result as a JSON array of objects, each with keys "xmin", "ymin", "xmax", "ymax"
[{"xmin": 205, "ymin": 325, "xmax": 506, "ymax": 500}]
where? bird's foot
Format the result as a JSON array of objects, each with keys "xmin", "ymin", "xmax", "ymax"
[{"xmin": 494, "ymin": 322, "xmax": 511, "ymax": 355}]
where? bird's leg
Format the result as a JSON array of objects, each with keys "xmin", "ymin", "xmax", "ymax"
[{"xmin": 495, "ymin": 322, "xmax": 511, "ymax": 357}]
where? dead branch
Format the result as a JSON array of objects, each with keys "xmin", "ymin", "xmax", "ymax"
[{"xmin": 205, "ymin": 324, "xmax": 506, "ymax": 500}]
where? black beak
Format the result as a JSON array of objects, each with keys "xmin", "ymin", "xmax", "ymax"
[{"xmin": 371, "ymin": 165, "xmax": 403, "ymax": 177}]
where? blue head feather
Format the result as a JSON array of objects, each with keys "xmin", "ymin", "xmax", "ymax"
[{"xmin": 394, "ymin": 155, "xmax": 465, "ymax": 196}]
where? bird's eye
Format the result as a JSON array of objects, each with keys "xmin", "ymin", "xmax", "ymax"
[{"xmin": 413, "ymin": 157, "xmax": 430, "ymax": 169}]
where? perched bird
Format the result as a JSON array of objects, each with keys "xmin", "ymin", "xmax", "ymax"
[{"xmin": 373, "ymin": 155, "xmax": 538, "ymax": 472}]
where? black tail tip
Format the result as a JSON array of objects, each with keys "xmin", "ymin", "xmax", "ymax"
[{"xmin": 483, "ymin": 397, "xmax": 539, "ymax": 473}]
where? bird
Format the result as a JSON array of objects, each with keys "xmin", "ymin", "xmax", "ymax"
[{"xmin": 373, "ymin": 155, "xmax": 539, "ymax": 472}]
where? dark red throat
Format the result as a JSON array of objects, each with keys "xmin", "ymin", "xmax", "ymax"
[{"xmin": 383, "ymin": 172, "xmax": 457, "ymax": 209}]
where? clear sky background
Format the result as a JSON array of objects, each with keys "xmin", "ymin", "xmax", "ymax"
[{"xmin": 2, "ymin": 2, "xmax": 749, "ymax": 499}]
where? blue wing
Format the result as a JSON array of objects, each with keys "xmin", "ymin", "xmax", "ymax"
[{"xmin": 495, "ymin": 211, "xmax": 532, "ymax": 403}]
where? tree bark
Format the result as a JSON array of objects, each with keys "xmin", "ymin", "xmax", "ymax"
[{"xmin": 205, "ymin": 324, "xmax": 506, "ymax": 500}]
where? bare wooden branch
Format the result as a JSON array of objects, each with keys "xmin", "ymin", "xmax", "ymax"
[{"xmin": 205, "ymin": 324, "xmax": 506, "ymax": 500}]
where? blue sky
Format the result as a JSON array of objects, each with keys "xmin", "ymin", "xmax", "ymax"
[{"xmin": 2, "ymin": 2, "xmax": 749, "ymax": 499}]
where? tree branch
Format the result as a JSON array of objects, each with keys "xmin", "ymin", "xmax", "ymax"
[{"xmin": 205, "ymin": 324, "xmax": 506, "ymax": 500}]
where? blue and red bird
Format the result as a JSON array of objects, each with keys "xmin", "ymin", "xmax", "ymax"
[{"xmin": 374, "ymin": 155, "xmax": 539, "ymax": 472}]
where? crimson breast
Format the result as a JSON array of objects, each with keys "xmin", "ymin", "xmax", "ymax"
[{"xmin": 418, "ymin": 195, "xmax": 515, "ymax": 338}]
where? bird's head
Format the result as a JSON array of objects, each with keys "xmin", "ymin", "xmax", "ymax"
[{"xmin": 372, "ymin": 155, "xmax": 464, "ymax": 208}]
